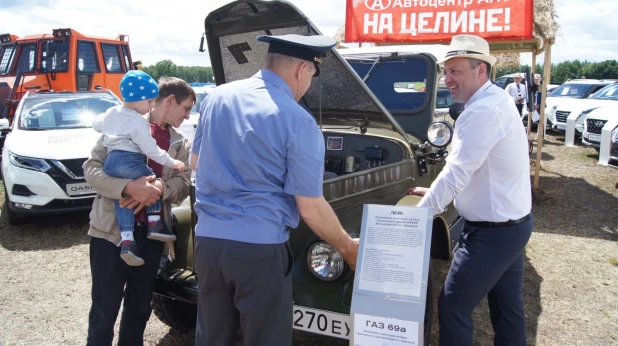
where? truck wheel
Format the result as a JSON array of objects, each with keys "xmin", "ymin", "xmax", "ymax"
[
  {"xmin": 424, "ymin": 261, "xmax": 434, "ymax": 346},
  {"xmin": 151, "ymin": 294, "xmax": 196, "ymax": 333}
]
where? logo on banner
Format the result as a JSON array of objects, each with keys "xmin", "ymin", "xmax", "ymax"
[{"xmin": 364, "ymin": 0, "xmax": 391, "ymax": 11}]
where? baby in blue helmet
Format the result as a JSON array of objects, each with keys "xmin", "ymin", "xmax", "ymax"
[{"xmin": 93, "ymin": 70, "xmax": 184, "ymax": 266}]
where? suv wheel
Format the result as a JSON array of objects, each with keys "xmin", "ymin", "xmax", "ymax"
[
  {"xmin": 151, "ymin": 294, "xmax": 196, "ymax": 333},
  {"xmin": 3, "ymin": 188, "xmax": 20, "ymax": 226}
]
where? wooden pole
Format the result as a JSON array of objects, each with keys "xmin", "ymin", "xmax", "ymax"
[
  {"xmin": 531, "ymin": 53, "xmax": 536, "ymax": 74},
  {"xmin": 527, "ymin": 52, "xmax": 537, "ymax": 136},
  {"xmin": 534, "ymin": 41, "xmax": 552, "ymax": 189}
]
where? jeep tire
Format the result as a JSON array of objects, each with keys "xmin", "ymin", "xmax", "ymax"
[{"xmin": 151, "ymin": 294, "xmax": 196, "ymax": 333}]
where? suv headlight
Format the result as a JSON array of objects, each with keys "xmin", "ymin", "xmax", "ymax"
[
  {"xmin": 307, "ymin": 241, "xmax": 344, "ymax": 281},
  {"xmin": 8, "ymin": 152, "xmax": 52, "ymax": 172}
]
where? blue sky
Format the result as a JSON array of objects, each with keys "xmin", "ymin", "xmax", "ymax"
[{"xmin": 0, "ymin": 0, "xmax": 615, "ymax": 67}]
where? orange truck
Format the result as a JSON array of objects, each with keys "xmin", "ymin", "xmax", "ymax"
[{"xmin": 0, "ymin": 28, "xmax": 137, "ymax": 125}]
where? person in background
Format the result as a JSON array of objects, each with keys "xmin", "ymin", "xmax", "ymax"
[
  {"xmin": 407, "ymin": 34, "xmax": 533, "ymax": 346},
  {"xmin": 92, "ymin": 70, "xmax": 185, "ymax": 266},
  {"xmin": 505, "ymin": 73, "xmax": 527, "ymax": 116},
  {"xmin": 532, "ymin": 73, "xmax": 543, "ymax": 124},
  {"xmin": 85, "ymin": 77, "xmax": 195, "ymax": 346}
]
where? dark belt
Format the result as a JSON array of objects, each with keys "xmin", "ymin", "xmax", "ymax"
[{"xmin": 466, "ymin": 214, "xmax": 530, "ymax": 228}]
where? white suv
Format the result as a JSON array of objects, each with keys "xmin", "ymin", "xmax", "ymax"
[
  {"xmin": 1, "ymin": 90, "xmax": 120, "ymax": 225},
  {"xmin": 548, "ymin": 79, "xmax": 616, "ymax": 133},
  {"xmin": 581, "ymin": 89, "xmax": 618, "ymax": 150}
]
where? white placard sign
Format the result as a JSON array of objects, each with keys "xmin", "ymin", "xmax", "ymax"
[
  {"xmin": 353, "ymin": 314, "xmax": 419, "ymax": 346},
  {"xmin": 358, "ymin": 205, "xmax": 427, "ymax": 297},
  {"xmin": 350, "ymin": 204, "xmax": 433, "ymax": 346}
]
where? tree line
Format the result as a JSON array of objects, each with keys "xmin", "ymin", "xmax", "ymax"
[
  {"xmin": 141, "ymin": 60, "xmax": 214, "ymax": 84},
  {"xmin": 496, "ymin": 59, "xmax": 618, "ymax": 84},
  {"xmin": 142, "ymin": 59, "xmax": 618, "ymax": 86}
]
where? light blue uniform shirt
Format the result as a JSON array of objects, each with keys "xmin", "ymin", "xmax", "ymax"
[{"xmin": 192, "ymin": 69, "xmax": 325, "ymax": 244}]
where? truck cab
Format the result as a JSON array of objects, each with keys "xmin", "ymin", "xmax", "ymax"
[{"xmin": 0, "ymin": 28, "xmax": 135, "ymax": 126}]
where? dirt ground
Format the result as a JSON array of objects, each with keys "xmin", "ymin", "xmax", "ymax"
[{"xmin": 0, "ymin": 133, "xmax": 617, "ymax": 346}]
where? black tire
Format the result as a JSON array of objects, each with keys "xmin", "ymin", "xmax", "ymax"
[
  {"xmin": 424, "ymin": 261, "xmax": 434, "ymax": 346},
  {"xmin": 3, "ymin": 189, "xmax": 20, "ymax": 226},
  {"xmin": 151, "ymin": 294, "xmax": 197, "ymax": 333}
]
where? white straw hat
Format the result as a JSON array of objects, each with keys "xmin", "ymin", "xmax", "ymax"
[{"xmin": 438, "ymin": 34, "xmax": 497, "ymax": 66}]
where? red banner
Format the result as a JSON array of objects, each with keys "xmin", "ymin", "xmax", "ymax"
[{"xmin": 345, "ymin": 0, "xmax": 534, "ymax": 43}]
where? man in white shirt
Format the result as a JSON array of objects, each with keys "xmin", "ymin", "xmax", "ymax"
[
  {"xmin": 407, "ymin": 35, "xmax": 533, "ymax": 346},
  {"xmin": 505, "ymin": 73, "xmax": 527, "ymax": 116}
]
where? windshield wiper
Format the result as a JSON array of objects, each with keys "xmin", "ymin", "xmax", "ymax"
[
  {"xmin": 362, "ymin": 57, "xmax": 383, "ymax": 83},
  {"xmin": 25, "ymin": 128, "xmax": 52, "ymax": 131}
]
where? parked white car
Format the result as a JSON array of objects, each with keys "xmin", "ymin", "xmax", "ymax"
[
  {"xmin": 582, "ymin": 106, "xmax": 618, "ymax": 151},
  {"xmin": 549, "ymin": 82, "xmax": 618, "ymax": 135},
  {"xmin": 1, "ymin": 90, "xmax": 120, "ymax": 225},
  {"xmin": 547, "ymin": 79, "xmax": 617, "ymax": 131}
]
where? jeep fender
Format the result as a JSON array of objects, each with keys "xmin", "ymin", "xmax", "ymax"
[{"xmin": 396, "ymin": 195, "xmax": 452, "ymax": 260}]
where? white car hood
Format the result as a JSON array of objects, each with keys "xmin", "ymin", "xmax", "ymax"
[
  {"xmin": 586, "ymin": 106, "xmax": 617, "ymax": 121},
  {"xmin": 556, "ymin": 98, "xmax": 615, "ymax": 113},
  {"xmin": 6, "ymin": 128, "xmax": 101, "ymax": 160}
]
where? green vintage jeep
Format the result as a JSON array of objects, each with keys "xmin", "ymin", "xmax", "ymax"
[{"xmin": 151, "ymin": 1, "xmax": 464, "ymax": 344}]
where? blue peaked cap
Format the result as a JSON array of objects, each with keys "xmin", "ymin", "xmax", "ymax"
[{"xmin": 257, "ymin": 34, "xmax": 336, "ymax": 76}]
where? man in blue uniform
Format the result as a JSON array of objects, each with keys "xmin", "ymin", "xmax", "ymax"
[{"xmin": 191, "ymin": 34, "xmax": 359, "ymax": 346}]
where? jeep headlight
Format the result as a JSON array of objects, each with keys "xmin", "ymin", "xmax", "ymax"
[
  {"xmin": 426, "ymin": 121, "xmax": 453, "ymax": 148},
  {"xmin": 8, "ymin": 152, "xmax": 52, "ymax": 172},
  {"xmin": 307, "ymin": 241, "xmax": 344, "ymax": 281}
]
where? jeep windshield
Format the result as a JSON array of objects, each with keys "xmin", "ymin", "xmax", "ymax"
[
  {"xmin": 549, "ymin": 83, "xmax": 596, "ymax": 98},
  {"xmin": 17, "ymin": 93, "xmax": 120, "ymax": 130},
  {"xmin": 591, "ymin": 83, "xmax": 618, "ymax": 100}
]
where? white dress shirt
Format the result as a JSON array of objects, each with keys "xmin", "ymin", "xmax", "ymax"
[
  {"xmin": 418, "ymin": 80, "xmax": 531, "ymax": 222},
  {"xmin": 505, "ymin": 81, "xmax": 526, "ymax": 104}
]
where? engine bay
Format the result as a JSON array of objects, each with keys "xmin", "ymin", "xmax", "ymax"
[{"xmin": 322, "ymin": 132, "xmax": 407, "ymax": 180}]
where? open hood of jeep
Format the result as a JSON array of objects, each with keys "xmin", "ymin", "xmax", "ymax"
[{"xmin": 204, "ymin": 0, "xmax": 409, "ymax": 139}]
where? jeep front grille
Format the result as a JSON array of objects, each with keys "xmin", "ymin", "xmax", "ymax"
[
  {"xmin": 587, "ymin": 119, "xmax": 607, "ymax": 135},
  {"xmin": 555, "ymin": 110, "xmax": 570, "ymax": 123}
]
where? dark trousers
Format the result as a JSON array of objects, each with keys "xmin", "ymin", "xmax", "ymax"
[
  {"xmin": 86, "ymin": 227, "xmax": 164, "ymax": 346},
  {"xmin": 516, "ymin": 103, "xmax": 524, "ymax": 116},
  {"xmin": 103, "ymin": 150, "xmax": 161, "ymax": 234},
  {"xmin": 438, "ymin": 214, "xmax": 533, "ymax": 346},
  {"xmin": 194, "ymin": 236, "xmax": 294, "ymax": 346}
]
